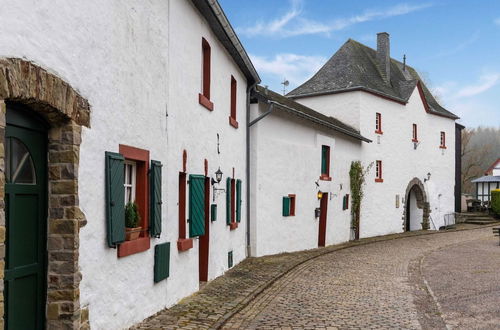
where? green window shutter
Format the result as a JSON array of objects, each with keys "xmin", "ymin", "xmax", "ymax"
[
  {"xmin": 342, "ymin": 195, "xmax": 346, "ymax": 210},
  {"xmin": 321, "ymin": 146, "xmax": 328, "ymax": 175},
  {"xmin": 189, "ymin": 174, "xmax": 205, "ymax": 237},
  {"xmin": 150, "ymin": 160, "xmax": 162, "ymax": 238},
  {"xmin": 236, "ymin": 179, "xmax": 242, "ymax": 222},
  {"xmin": 226, "ymin": 177, "xmax": 232, "ymax": 225},
  {"xmin": 282, "ymin": 196, "xmax": 290, "ymax": 216},
  {"xmin": 105, "ymin": 152, "xmax": 125, "ymax": 248},
  {"xmin": 211, "ymin": 204, "xmax": 217, "ymax": 222},
  {"xmin": 154, "ymin": 242, "xmax": 170, "ymax": 282}
]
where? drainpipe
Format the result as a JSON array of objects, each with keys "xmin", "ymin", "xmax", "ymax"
[{"xmin": 245, "ymin": 81, "xmax": 258, "ymax": 258}]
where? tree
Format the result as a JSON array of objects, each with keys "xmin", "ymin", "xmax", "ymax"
[{"xmin": 461, "ymin": 128, "xmax": 494, "ymax": 194}]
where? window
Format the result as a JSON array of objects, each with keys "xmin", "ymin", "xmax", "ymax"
[
  {"xmin": 375, "ymin": 160, "xmax": 383, "ymax": 182},
  {"xmin": 229, "ymin": 76, "xmax": 238, "ymax": 128},
  {"xmin": 289, "ymin": 194, "xmax": 296, "ymax": 216},
  {"xmin": 124, "ymin": 161, "xmax": 136, "ymax": 204},
  {"xmin": 177, "ymin": 172, "xmax": 193, "ymax": 251},
  {"xmin": 226, "ymin": 178, "xmax": 242, "ymax": 229},
  {"xmin": 282, "ymin": 194, "xmax": 296, "ymax": 217},
  {"xmin": 320, "ymin": 145, "xmax": 331, "ymax": 180},
  {"xmin": 440, "ymin": 131, "xmax": 446, "ymax": 149},
  {"xmin": 199, "ymin": 38, "xmax": 213, "ymax": 111},
  {"xmin": 375, "ymin": 113, "xmax": 382, "ymax": 134},
  {"xmin": 412, "ymin": 124, "xmax": 418, "ymax": 142},
  {"xmin": 342, "ymin": 194, "xmax": 350, "ymax": 210}
]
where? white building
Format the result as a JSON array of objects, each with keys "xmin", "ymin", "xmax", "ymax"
[
  {"xmin": 472, "ymin": 158, "xmax": 500, "ymax": 203},
  {"xmin": 249, "ymin": 86, "xmax": 370, "ymax": 256},
  {"xmin": 288, "ymin": 33, "xmax": 459, "ymax": 235},
  {"xmin": 0, "ymin": 0, "xmax": 259, "ymax": 329}
]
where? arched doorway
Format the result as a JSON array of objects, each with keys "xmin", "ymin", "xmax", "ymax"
[
  {"xmin": 0, "ymin": 58, "xmax": 91, "ymax": 328},
  {"xmin": 5, "ymin": 104, "xmax": 48, "ymax": 329},
  {"xmin": 403, "ymin": 178, "xmax": 430, "ymax": 231}
]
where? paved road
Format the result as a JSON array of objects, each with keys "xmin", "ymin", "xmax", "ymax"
[{"xmin": 223, "ymin": 227, "xmax": 498, "ymax": 329}]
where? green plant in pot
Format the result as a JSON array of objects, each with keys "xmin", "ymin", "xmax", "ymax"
[{"xmin": 125, "ymin": 202, "xmax": 142, "ymax": 241}]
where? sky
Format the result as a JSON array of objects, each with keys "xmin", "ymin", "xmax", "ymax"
[{"xmin": 219, "ymin": 0, "xmax": 500, "ymax": 128}]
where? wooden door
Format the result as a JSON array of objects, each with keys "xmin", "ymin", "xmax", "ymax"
[
  {"xmin": 4, "ymin": 105, "xmax": 48, "ymax": 330},
  {"xmin": 199, "ymin": 178, "xmax": 210, "ymax": 282},
  {"xmin": 318, "ymin": 193, "xmax": 328, "ymax": 247}
]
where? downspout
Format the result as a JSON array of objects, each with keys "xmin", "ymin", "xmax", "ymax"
[{"xmin": 245, "ymin": 81, "xmax": 258, "ymax": 258}]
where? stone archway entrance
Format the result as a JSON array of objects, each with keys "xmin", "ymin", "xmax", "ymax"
[
  {"xmin": 403, "ymin": 178, "xmax": 430, "ymax": 231},
  {"xmin": 0, "ymin": 58, "xmax": 90, "ymax": 329}
]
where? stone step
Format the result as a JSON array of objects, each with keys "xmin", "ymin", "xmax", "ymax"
[{"xmin": 464, "ymin": 220, "xmax": 498, "ymax": 225}]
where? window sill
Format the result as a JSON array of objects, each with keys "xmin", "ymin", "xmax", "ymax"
[
  {"xmin": 439, "ymin": 146, "xmax": 447, "ymax": 149},
  {"xmin": 375, "ymin": 130, "xmax": 383, "ymax": 135},
  {"xmin": 177, "ymin": 238, "xmax": 193, "ymax": 252},
  {"xmin": 229, "ymin": 116, "xmax": 239, "ymax": 128},
  {"xmin": 118, "ymin": 237, "xmax": 150, "ymax": 257},
  {"xmin": 319, "ymin": 175, "xmax": 332, "ymax": 181},
  {"xmin": 375, "ymin": 178, "xmax": 384, "ymax": 183},
  {"xmin": 199, "ymin": 93, "xmax": 214, "ymax": 111},
  {"xmin": 412, "ymin": 139, "xmax": 419, "ymax": 143},
  {"xmin": 229, "ymin": 222, "xmax": 238, "ymax": 230}
]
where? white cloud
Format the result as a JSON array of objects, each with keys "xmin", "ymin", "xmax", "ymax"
[
  {"xmin": 495, "ymin": 17, "xmax": 500, "ymax": 25},
  {"xmin": 238, "ymin": 1, "xmax": 433, "ymax": 38},
  {"xmin": 250, "ymin": 53, "xmax": 327, "ymax": 86},
  {"xmin": 431, "ymin": 31, "xmax": 479, "ymax": 59},
  {"xmin": 454, "ymin": 73, "xmax": 500, "ymax": 98}
]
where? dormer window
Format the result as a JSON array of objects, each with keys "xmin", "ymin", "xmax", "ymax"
[{"xmin": 375, "ymin": 113, "xmax": 382, "ymax": 134}]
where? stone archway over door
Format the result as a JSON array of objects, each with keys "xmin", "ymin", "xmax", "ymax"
[
  {"xmin": 403, "ymin": 178, "xmax": 430, "ymax": 231},
  {"xmin": 0, "ymin": 58, "xmax": 91, "ymax": 329}
]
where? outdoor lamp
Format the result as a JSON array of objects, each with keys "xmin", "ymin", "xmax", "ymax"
[
  {"xmin": 424, "ymin": 172, "xmax": 431, "ymax": 182},
  {"xmin": 317, "ymin": 191, "xmax": 323, "ymax": 200},
  {"xmin": 211, "ymin": 167, "xmax": 223, "ymax": 185}
]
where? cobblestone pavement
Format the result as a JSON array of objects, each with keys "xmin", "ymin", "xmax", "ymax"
[
  {"xmin": 222, "ymin": 227, "xmax": 495, "ymax": 329},
  {"xmin": 131, "ymin": 224, "xmax": 497, "ymax": 329},
  {"xmin": 422, "ymin": 235, "xmax": 500, "ymax": 329}
]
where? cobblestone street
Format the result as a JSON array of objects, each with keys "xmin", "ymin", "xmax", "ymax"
[{"xmin": 133, "ymin": 225, "xmax": 500, "ymax": 329}]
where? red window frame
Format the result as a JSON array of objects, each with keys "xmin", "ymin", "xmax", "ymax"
[
  {"xmin": 229, "ymin": 76, "xmax": 238, "ymax": 128},
  {"xmin": 375, "ymin": 113, "xmax": 383, "ymax": 134},
  {"xmin": 177, "ymin": 172, "xmax": 193, "ymax": 251},
  {"xmin": 320, "ymin": 145, "xmax": 332, "ymax": 181},
  {"xmin": 440, "ymin": 131, "xmax": 446, "ymax": 149},
  {"xmin": 199, "ymin": 38, "xmax": 213, "ymax": 111},
  {"xmin": 375, "ymin": 160, "xmax": 383, "ymax": 183},
  {"xmin": 412, "ymin": 124, "xmax": 418, "ymax": 142},
  {"xmin": 118, "ymin": 144, "xmax": 150, "ymax": 257},
  {"xmin": 288, "ymin": 194, "xmax": 296, "ymax": 216}
]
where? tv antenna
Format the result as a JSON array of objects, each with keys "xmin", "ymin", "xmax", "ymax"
[{"xmin": 281, "ymin": 79, "xmax": 289, "ymax": 95}]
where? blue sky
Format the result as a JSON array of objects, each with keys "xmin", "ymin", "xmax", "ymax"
[{"xmin": 219, "ymin": 0, "xmax": 500, "ymax": 128}]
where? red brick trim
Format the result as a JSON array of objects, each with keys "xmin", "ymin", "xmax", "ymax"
[
  {"xmin": 199, "ymin": 93, "xmax": 214, "ymax": 111},
  {"xmin": 183, "ymin": 150, "xmax": 187, "ymax": 172},
  {"xmin": 439, "ymin": 146, "xmax": 447, "ymax": 149},
  {"xmin": 375, "ymin": 130, "xmax": 383, "ymax": 135},
  {"xmin": 229, "ymin": 116, "xmax": 239, "ymax": 128},
  {"xmin": 118, "ymin": 237, "xmax": 150, "ymax": 257},
  {"xmin": 319, "ymin": 175, "xmax": 332, "ymax": 181},
  {"xmin": 177, "ymin": 238, "xmax": 194, "ymax": 251},
  {"xmin": 375, "ymin": 178, "xmax": 384, "ymax": 183}
]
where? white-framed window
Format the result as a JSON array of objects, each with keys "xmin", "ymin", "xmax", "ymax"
[
  {"xmin": 375, "ymin": 160, "xmax": 383, "ymax": 182},
  {"xmin": 124, "ymin": 160, "xmax": 137, "ymax": 204},
  {"xmin": 375, "ymin": 112, "xmax": 382, "ymax": 133}
]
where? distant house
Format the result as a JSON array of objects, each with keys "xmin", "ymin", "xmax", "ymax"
[{"xmin": 471, "ymin": 158, "xmax": 500, "ymax": 203}]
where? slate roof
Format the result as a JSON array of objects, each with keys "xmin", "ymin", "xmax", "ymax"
[
  {"xmin": 253, "ymin": 85, "xmax": 371, "ymax": 142},
  {"xmin": 287, "ymin": 39, "xmax": 458, "ymax": 120},
  {"xmin": 471, "ymin": 176, "xmax": 500, "ymax": 183}
]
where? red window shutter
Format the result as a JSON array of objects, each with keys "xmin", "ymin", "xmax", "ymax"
[
  {"xmin": 412, "ymin": 124, "xmax": 418, "ymax": 142},
  {"xmin": 178, "ymin": 172, "xmax": 187, "ymax": 239},
  {"xmin": 202, "ymin": 38, "xmax": 211, "ymax": 99}
]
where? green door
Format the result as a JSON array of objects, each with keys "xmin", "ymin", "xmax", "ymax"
[{"xmin": 4, "ymin": 105, "xmax": 48, "ymax": 330}]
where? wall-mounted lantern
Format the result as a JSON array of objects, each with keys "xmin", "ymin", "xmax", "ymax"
[
  {"xmin": 424, "ymin": 172, "xmax": 431, "ymax": 182},
  {"xmin": 315, "ymin": 207, "xmax": 321, "ymax": 218},
  {"xmin": 212, "ymin": 167, "xmax": 225, "ymax": 202},
  {"xmin": 317, "ymin": 190, "xmax": 323, "ymax": 200}
]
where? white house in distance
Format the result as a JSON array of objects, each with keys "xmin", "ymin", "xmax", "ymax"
[
  {"xmin": 0, "ymin": 0, "xmax": 258, "ymax": 329},
  {"xmin": 472, "ymin": 158, "xmax": 500, "ymax": 203},
  {"xmin": 249, "ymin": 86, "xmax": 370, "ymax": 256},
  {"xmin": 288, "ymin": 32, "xmax": 460, "ymax": 235}
]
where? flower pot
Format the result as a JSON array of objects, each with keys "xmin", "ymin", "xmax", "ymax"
[{"xmin": 125, "ymin": 226, "xmax": 142, "ymax": 241}]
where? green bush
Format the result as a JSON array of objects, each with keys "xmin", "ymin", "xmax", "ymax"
[
  {"xmin": 125, "ymin": 202, "xmax": 141, "ymax": 228},
  {"xmin": 492, "ymin": 190, "xmax": 500, "ymax": 217}
]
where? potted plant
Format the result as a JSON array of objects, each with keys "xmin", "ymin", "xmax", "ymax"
[{"xmin": 125, "ymin": 202, "xmax": 142, "ymax": 241}]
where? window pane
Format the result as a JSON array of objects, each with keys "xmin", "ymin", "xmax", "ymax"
[{"xmin": 6, "ymin": 137, "xmax": 36, "ymax": 184}]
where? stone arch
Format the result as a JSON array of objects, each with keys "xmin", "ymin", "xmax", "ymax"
[
  {"xmin": 402, "ymin": 178, "xmax": 430, "ymax": 231},
  {"xmin": 0, "ymin": 58, "xmax": 91, "ymax": 329}
]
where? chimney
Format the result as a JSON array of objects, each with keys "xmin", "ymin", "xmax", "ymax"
[{"xmin": 377, "ymin": 32, "xmax": 390, "ymax": 84}]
